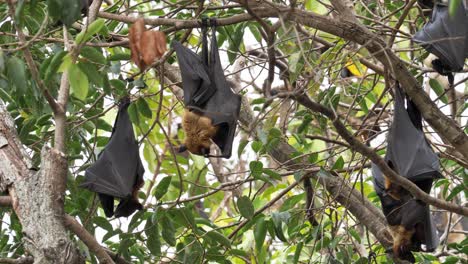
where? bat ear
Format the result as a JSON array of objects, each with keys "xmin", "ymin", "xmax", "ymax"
[{"xmin": 178, "ymin": 145, "xmax": 188, "ymax": 153}]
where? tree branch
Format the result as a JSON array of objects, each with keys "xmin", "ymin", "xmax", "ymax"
[{"xmin": 64, "ymin": 215, "xmax": 115, "ymax": 264}]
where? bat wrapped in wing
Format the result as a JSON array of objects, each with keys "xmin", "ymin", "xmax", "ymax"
[
  {"xmin": 80, "ymin": 97, "xmax": 145, "ymax": 218},
  {"xmin": 413, "ymin": 0, "xmax": 467, "ymax": 76},
  {"xmin": 371, "ymin": 83, "xmax": 442, "ymax": 262},
  {"xmin": 173, "ymin": 18, "xmax": 241, "ymax": 158}
]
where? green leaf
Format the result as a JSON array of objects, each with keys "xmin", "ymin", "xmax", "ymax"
[
  {"xmin": 280, "ymin": 193, "xmax": 305, "ymax": 212},
  {"xmin": 247, "ymin": 23, "xmax": 262, "ymax": 42},
  {"xmin": 251, "ymin": 141, "xmax": 263, "ymax": 153},
  {"xmin": 80, "ymin": 46, "xmax": 106, "ymax": 65},
  {"xmin": 263, "ymin": 168, "xmax": 281, "ymax": 181},
  {"xmin": 429, "ymin": 78, "xmax": 448, "ymax": 104},
  {"xmin": 331, "ymin": 156, "xmax": 344, "ymax": 170},
  {"xmin": 127, "ymin": 102, "xmax": 140, "ymax": 125},
  {"xmin": 446, "ymin": 185, "xmax": 464, "ymax": 201},
  {"xmin": 443, "ymin": 256, "xmax": 460, "ymax": 264},
  {"xmin": 6, "ymin": 56, "xmax": 27, "ymax": 93},
  {"xmin": 153, "ymin": 176, "xmax": 172, "ymax": 200},
  {"xmin": 449, "ymin": 0, "xmax": 462, "ymax": 17},
  {"xmin": 94, "ymin": 216, "xmax": 113, "ymax": 232},
  {"xmin": 289, "ymin": 51, "xmax": 302, "ymax": 73},
  {"xmin": 249, "ymin": 161, "xmax": 263, "ymax": 178},
  {"xmin": 44, "ymin": 50, "xmax": 67, "ymax": 83},
  {"xmin": 308, "ymin": 152, "xmax": 318, "ymax": 163},
  {"xmin": 145, "ymin": 217, "xmax": 161, "ymax": 256},
  {"xmin": 108, "ymin": 53, "xmax": 131, "ymax": 61},
  {"xmin": 76, "ymin": 19, "xmax": 106, "ymax": 44},
  {"xmin": 137, "ymin": 97, "xmax": 152, "ymax": 119},
  {"xmin": 206, "ymin": 230, "xmax": 231, "ymax": 248},
  {"xmin": 161, "ymin": 214, "xmax": 176, "ymax": 246},
  {"xmin": 78, "ymin": 62, "xmax": 103, "ymax": 87},
  {"xmin": 227, "ymin": 23, "xmax": 245, "ymax": 64},
  {"xmin": 47, "ymin": 0, "xmax": 82, "ymax": 27},
  {"xmin": 68, "ymin": 63, "xmax": 88, "ymax": 101},
  {"xmin": 237, "ymin": 196, "xmax": 254, "ymax": 220},
  {"xmin": 349, "ymin": 228, "xmax": 361, "ymax": 243},
  {"xmin": 238, "ymin": 139, "xmax": 249, "ymax": 158},
  {"xmin": 0, "ymin": 50, "xmax": 5, "ymax": 74},
  {"xmin": 293, "ymin": 242, "xmax": 303, "ymax": 264},
  {"xmin": 271, "ymin": 212, "xmax": 290, "ymax": 242},
  {"xmin": 254, "ymin": 217, "xmax": 267, "ymax": 252}
]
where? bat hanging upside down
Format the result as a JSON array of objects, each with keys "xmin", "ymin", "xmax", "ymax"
[
  {"xmin": 179, "ymin": 109, "xmax": 219, "ymax": 156},
  {"xmin": 381, "ymin": 177, "xmax": 435, "ymax": 263}
]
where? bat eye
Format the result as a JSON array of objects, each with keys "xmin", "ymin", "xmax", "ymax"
[{"xmin": 178, "ymin": 145, "xmax": 188, "ymax": 153}]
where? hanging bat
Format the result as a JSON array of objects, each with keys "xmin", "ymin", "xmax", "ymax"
[
  {"xmin": 173, "ymin": 18, "xmax": 241, "ymax": 158},
  {"xmin": 81, "ymin": 97, "xmax": 145, "ymax": 218},
  {"xmin": 413, "ymin": 1, "xmax": 467, "ymax": 74},
  {"xmin": 371, "ymin": 83, "xmax": 441, "ymax": 262},
  {"xmin": 379, "ymin": 178, "xmax": 435, "ymax": 263}
]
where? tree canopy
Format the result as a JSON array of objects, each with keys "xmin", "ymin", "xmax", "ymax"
[{"xmin": 0, "ymin": 0, "xmax": 466, "ymax": 263}]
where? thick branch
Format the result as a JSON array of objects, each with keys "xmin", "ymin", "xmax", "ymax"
[
  {"xmin": 0, "ymin": 103, "xmax": 83, "ymax": 264},
  {"xmin": 64, "ymin": 215, "xmax": 115, "ymax": 264}
]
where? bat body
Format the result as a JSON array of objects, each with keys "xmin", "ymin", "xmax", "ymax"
[
  {"xmin": 380, "ymin": 179, "xmax": 434, "ymax": 262},
  {"xmin": 81, "ymin": 98, "xmax": 145, "ymax": 218},
  {"xmin": 372, "ymin": 83, "xmax": 441, "ymax": 262},
  {"xmin": 182, "ymin": 109, "xmax": 219, "ymax": 156},
  {"xmin": 174, "ymin": 18, "xmax": 241, "ymax": 158}
]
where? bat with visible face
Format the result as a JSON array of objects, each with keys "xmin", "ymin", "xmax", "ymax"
[
  {"xmin": 379, "ymin": 178, "xmax": 435, "ymax": 263},
  {"xmin": 81, "ymin": 97, "xmax": 145, "ymax": 218},
  {"xmin": 371, "ymin": 83, "xmax": 441, "ymax": 262},
  {"xmin": 173, "ymin": 18, "xmax": 241, "ymax": 158},
  {"xmin": 181, "ymin": 109, "xmax": 219, "ymax": 156}
]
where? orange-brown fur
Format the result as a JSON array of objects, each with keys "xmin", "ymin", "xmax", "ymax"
[
  {"xmin": 182, "ymin": 109, "xmax": 218, "ymax": 155},
  {"xmin": 390, "ymin": 225, "xmax": 415, "ymax": 260},
  {"xmin": 384, "ymin": 161, "xmax": 402, "ymax": 200}
]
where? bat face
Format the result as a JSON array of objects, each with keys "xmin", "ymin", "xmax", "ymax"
[
  {"xmin": 182, "ymin": 109, "xmax": 219, "ymax": 156},
  {"xmin": 390, "ymin": 225, "xmax": 416, "ymax": 263},
  {"xmin": 382, "ymin": 196, "xmax": 430, "ymax": 263}
]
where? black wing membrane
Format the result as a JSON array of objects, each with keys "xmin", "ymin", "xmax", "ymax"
[
  {"xmin": 413, "ymin": 1, "xmax": 468, "ymax": 72},
  {"xmin": 372, "ymin": 83, "xmax": 441, "ymax": 252},
  {"xmin": 173, "ymin": 40, "xmax": 216, "ymax": 108},
  {"xmin": 80, "ymin": 98, "xmax": 145, "ymax": 217},
  {"xmin": 174, "ymin": 19, "xmax": 241, "ymax": 158}
]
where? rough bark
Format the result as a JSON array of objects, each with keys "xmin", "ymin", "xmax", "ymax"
[{"xmin": 0, "ymin": 102, "xmax": 84, "ymax": 264}]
